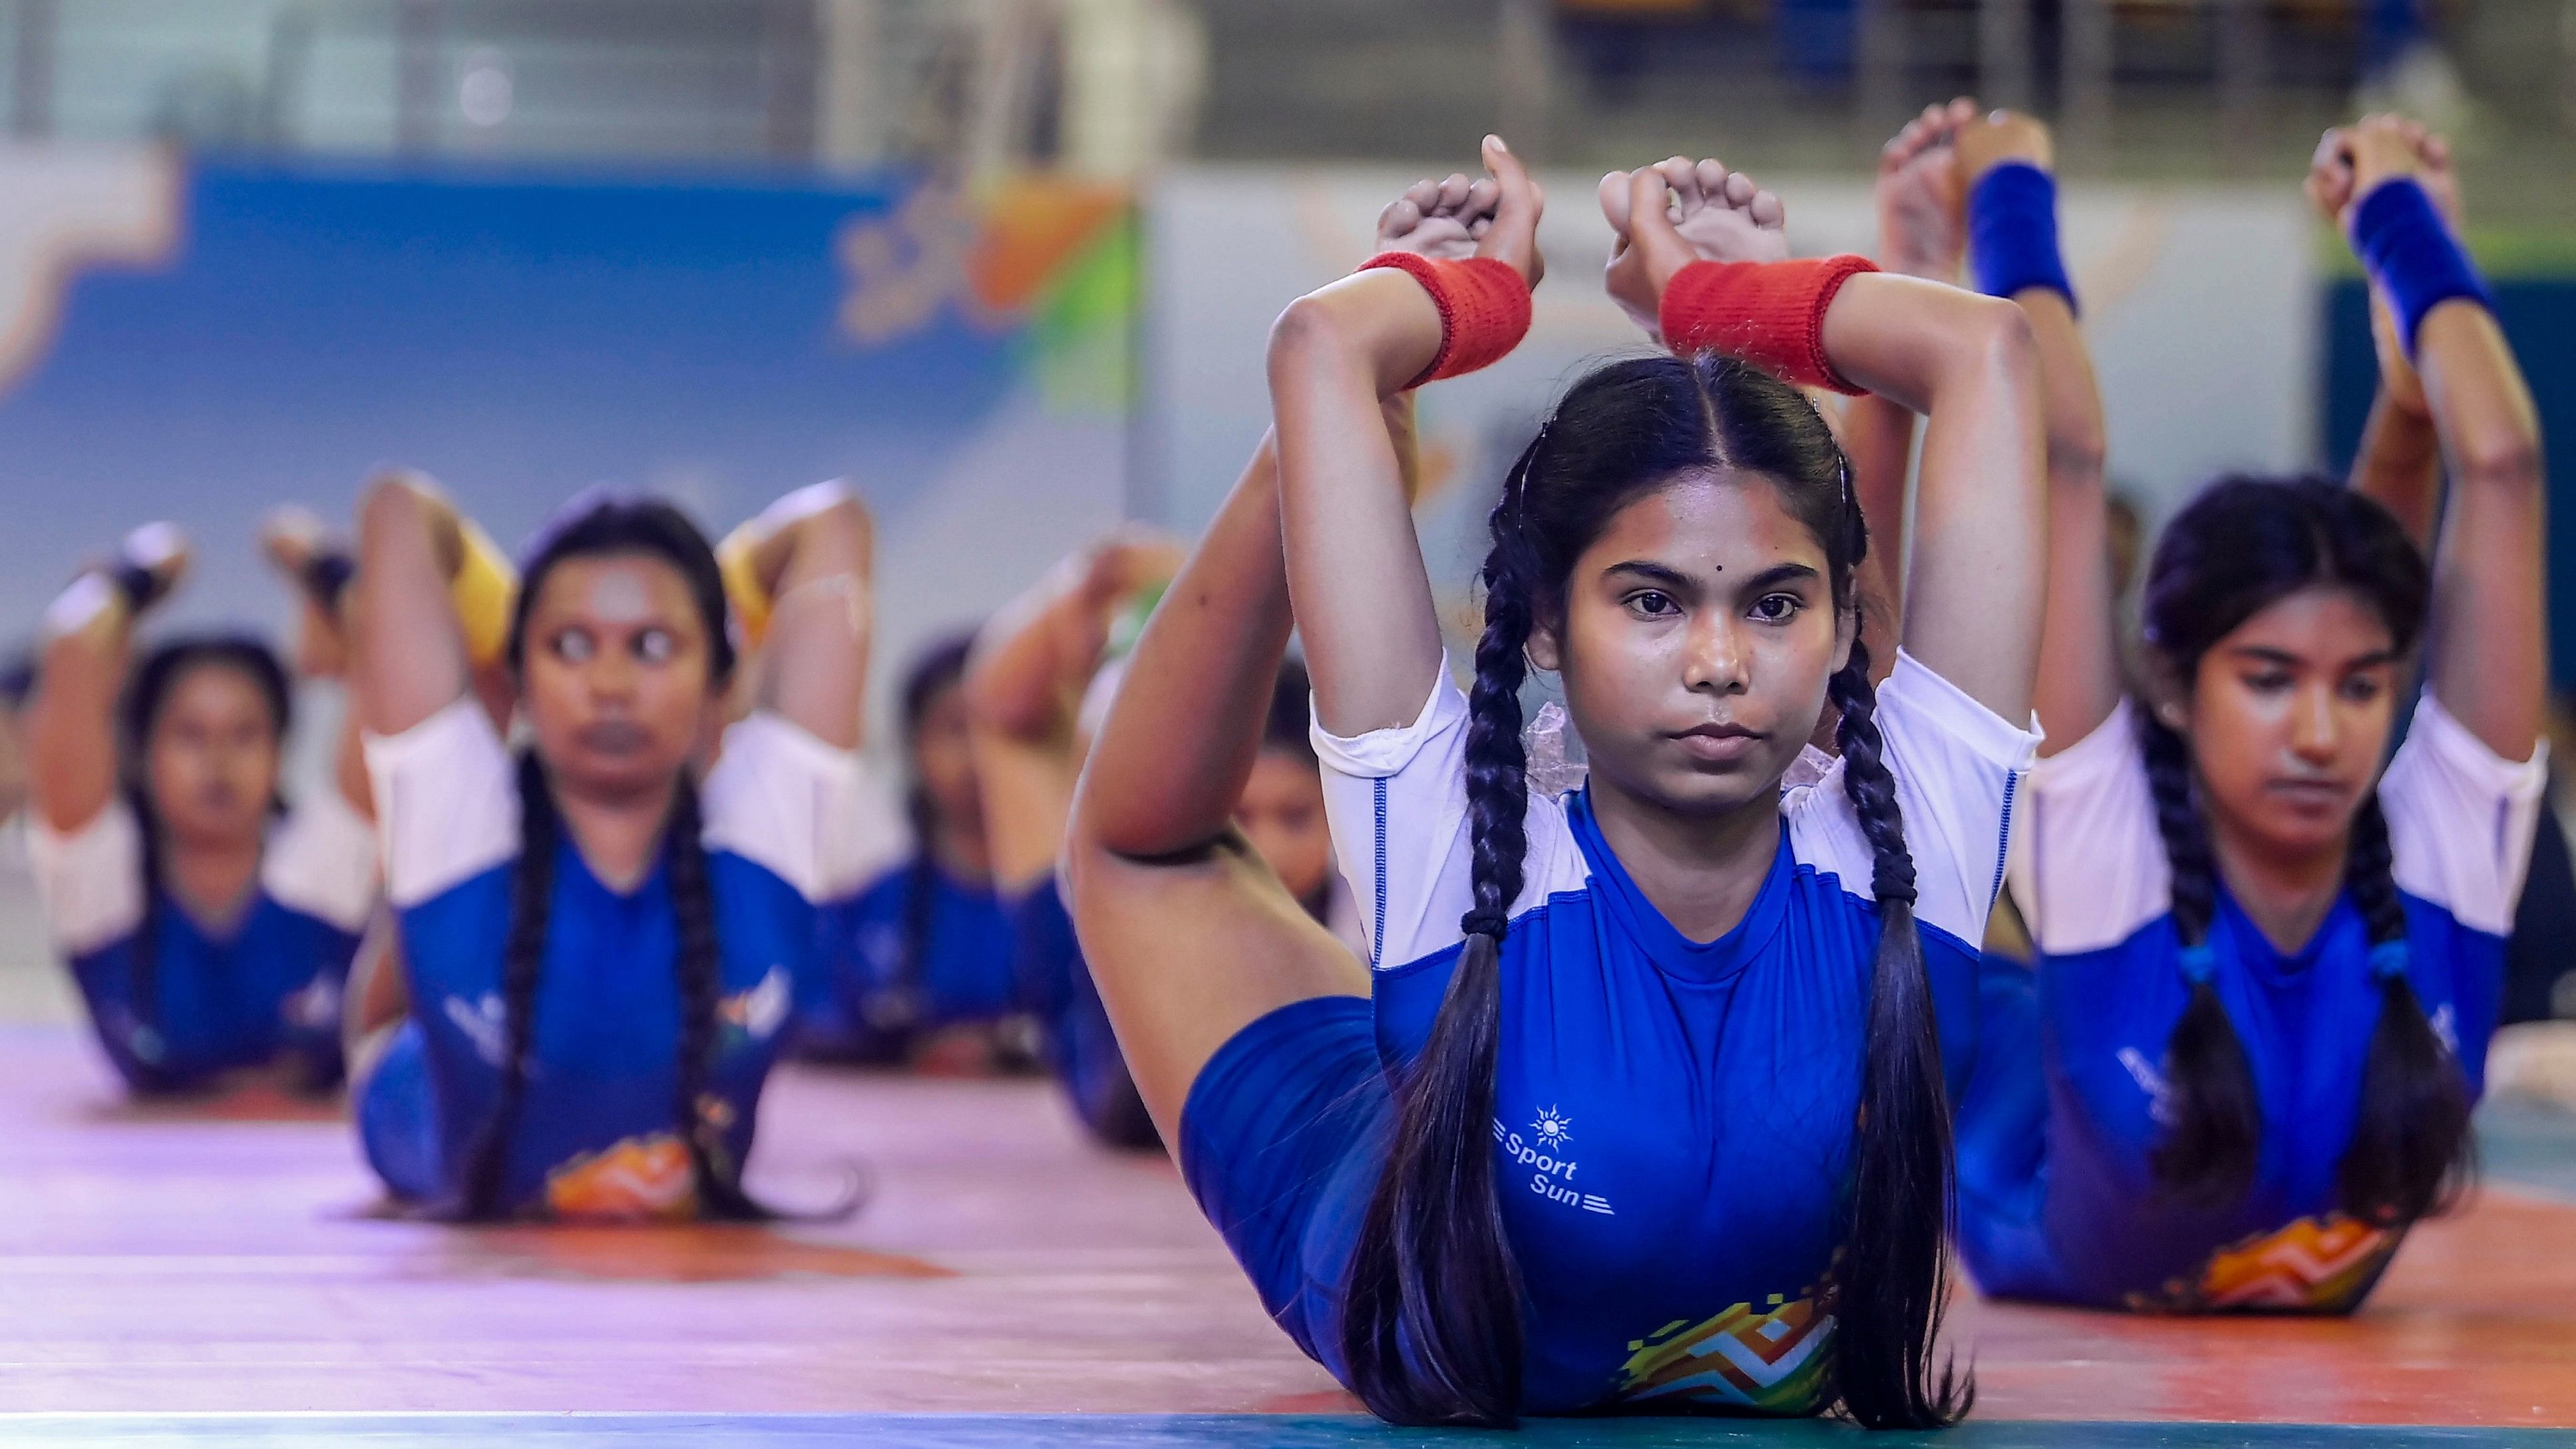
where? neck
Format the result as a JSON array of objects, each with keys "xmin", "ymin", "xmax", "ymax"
[
  {"xmin": 162, "ymin": 834, "xmax": 266, "ymax": 929},
  {"xmin": 555, "ymin": 777, "xmax": 679, "ymax": 891},
  {"xmin": 2204, "ymin": 809, "xmax": 2348, "ymax": 955},
  {"xmin": 930, "ymin": 815, "xmax": 992, "ymax": 881},
  {"xmin": 1585, "ymin": 771, "xmax": 1781, "ymax": 944}
]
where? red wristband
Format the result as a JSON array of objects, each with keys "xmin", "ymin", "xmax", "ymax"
[
  {"xmin": 1657, "ymin": 254, "xmax": 1879, "ymax": 395},
  {"xmin": 1356, "ymin": 252, "xmax": 1533, "ymax": 386}
]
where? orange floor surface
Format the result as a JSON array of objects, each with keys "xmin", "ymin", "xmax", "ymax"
[{"xmin": 1, "ymin": 1024, "xmax": 2573, "ymax": 1434}]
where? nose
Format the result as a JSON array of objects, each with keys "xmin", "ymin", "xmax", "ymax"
[
  {"xmin": 2289, "ymin": 680, "xmax": 2339, "ymax": 764},
  {"xmin": 1680, "ymin": 612, "xmax": 1748, "ymax": 696}
]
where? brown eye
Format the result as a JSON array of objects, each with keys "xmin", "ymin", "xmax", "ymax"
[
  {"xmin": 1751, "ymin": 593, "xmax": 1802, "ymax": 622},
  {"xmin": 552, "ymin": 628, "xmax": 597, "ymax": 664},
  {"xmin": 636, "ymin": 628, "xmax": 677, "ymax": 664},
  {"xmin": 1626, "ymin": 590, "xmax": 1680, "ymax": 618}
]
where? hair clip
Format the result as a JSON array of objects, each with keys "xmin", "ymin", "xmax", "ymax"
[
  {"xmin": 2368, "ymin": 938, "xmax": 2411, "ymax": 982},
  {"xmin": 2177, "ymin": 942, "xmax": 2217, "ymax": 984},
  {"xmin": 1459, "ymin": 908, "xmax": 1511, "ymax": 941}
]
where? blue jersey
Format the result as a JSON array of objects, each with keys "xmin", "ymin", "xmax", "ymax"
[
  {"xmin": 1305, "ymin": 652, "xmax": 2033, "ymax": 1415},
  {"xmin": 30, "ymin": 791, "xmax": 376, "ymax": 1091},
  {"xmin": 801, "ymin": 856, "xmax": 1019, "ymax": 1050},
  {"xmin": 1957, "ymin": 696, "xmax": 2546, "ymax": 1311},
  {"xmin": 361, "ymin": 699, "xmax": 894, "ymax": 1219}
]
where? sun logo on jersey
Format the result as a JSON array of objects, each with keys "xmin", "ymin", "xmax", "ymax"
[
  {"xmin": 1532, "ymin": 1106, "xmax": 1572, "ymax": 1149},
  {"xmin": 2124, "ymin": 1213, "xmax": 2400, "ymax": 1313},
  {"xmin": 719, "ymin": 966, "xmax": 791, "ymax": 1044}
]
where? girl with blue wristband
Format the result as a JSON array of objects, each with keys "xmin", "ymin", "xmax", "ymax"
[
  {"xmin": 348, "ymin": 476, "xmax": 893, "ymax": 1219},
  {"xmin": 23, "ymin": 522, "xmax": 377, "ymax": 1096},
  {"xmin": 1069, "ymin": 137, "xmax": 2053, "ymax": 1428},
  {"xmin": 1954, "ymin": 113, "xmax": 2549, "ymax": 1313}
]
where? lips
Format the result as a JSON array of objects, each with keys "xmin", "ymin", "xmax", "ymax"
[
  {"xmin": 574, "ymin": 721, "xmax": 655, "ymax": 755},
  {"xmin": 2265, "ymin": 777, "xmax": 2351, "ymax": 810},
  {"xmin": 1670, "ymin": 722, "xmax": 1764, "ymax": 763}
]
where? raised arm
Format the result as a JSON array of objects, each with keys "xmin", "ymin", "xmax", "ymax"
[
  {"xmin": 2308, "ymin": 124, "xmax": 2454, "ymax": 552},
  {"xmin": 25, "ymin": 524, "xmax": 188, "ymax": 831},
  {"xmin": 2336, "ymin": 117, "xmax": 2547, "ymax": 757},
  {"xmin": 353, "ymin": 473, "xmax": 478, "ymax": 738},
  {"xmin": 966, "ymin": 530, "xmax": 1181, "ymax": 892},
  {"xmin": 717, "ymin": 481, "xmax": 874, "ymax": 751},
  {"xmin": 1843, "ymin": 100, "xmax": 1980, "ymax": 652},
  {"xmin": 1952, "ymin": 110, "xmax": 2115, "ymax": 748},
  {"xmin": 262, "ymin": 507, "xmax": 375, "ymax": 817},
  {"xmin": 1276, "ymin": 135, "xmax": 1543, "ymax": 737}
]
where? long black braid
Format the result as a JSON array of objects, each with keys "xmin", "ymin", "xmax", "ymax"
[
  {"xmin": 1338, "ymin": 353, "xmax": 1966, "ymax": 1429},
  {"xmin": 2133, "ymin": 475, "xmax": 2464, "ymax": 1229},
  {"xmin": 460, "ymin": 751, "xmax": 558, "ymax": 1219}
]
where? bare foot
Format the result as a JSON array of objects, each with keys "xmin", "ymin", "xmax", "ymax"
[
  {"xmin": 1877, "ymin": 99, "xmax": 1974, "ymax": 282},
  {"xmin": 1376, "ymin": 170, "xmax": 1497, "ymax": 260},
  {"xmin": 1600, "ymin": 156, "xmax": 1789, "ymax": 337}
]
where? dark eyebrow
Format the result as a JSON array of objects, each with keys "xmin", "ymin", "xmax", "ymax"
[
  {"xmin": 1601, "ymin": 560, "xmax": 1697, "ymax": 592},
  {"xmin": 1736, "ymin": 562, "xmax": 1823, "ymax": 593},
  {"xmin": 2221, "ymin": 644, "xmax": 2401, "ymax": 671}
]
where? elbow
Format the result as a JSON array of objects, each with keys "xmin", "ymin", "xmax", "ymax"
[
  {"xmin": 2455, "ymin": 431, "xmax": 2545, "ymax": 497},
  {"xmin": 2048, "ymin": 422, "xmax": 2108, "ymax": 483},
  {"xmin": 1964, "ymin": 296, "xmax": 2041, "ymax": 384},
  {"xmin": 356, "ymin": 470, "xmax": 432, "ymax": 551},
  {"xmin": 1265, "ymin": 292, "xmax": 1364, "ymax": 390}
]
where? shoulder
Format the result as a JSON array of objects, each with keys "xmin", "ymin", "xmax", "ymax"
[
  {"xmin": 2007, "ymin": 700, "xmax": 2171, "ymax": 958},
  {"xmin": 25, "ymin": 797, "xmax": 144, "ymax": 953},
  {"xmin": 364, "ymin": 697, "xmax": 521, "ymax": 910},
  {"xmin": 703, "ymin": 711, "xmax": 900, "ymax": 905},
  {"xmin": 2383, "ymin": 690, "xmax": 2551, "ymax": 937}
]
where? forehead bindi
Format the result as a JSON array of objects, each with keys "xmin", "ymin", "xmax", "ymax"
[{"xmin": 1584, "ymin": 473, "xmax": 1825, "ymax": 580}]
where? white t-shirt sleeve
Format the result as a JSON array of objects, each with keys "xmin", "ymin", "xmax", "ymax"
[
  {"xmin": 262, "ymin": 785, "xmax": 381, "ymax": 933},
  {"xmin": 1787, "ymin": 651, "xmax": 2042, "ymax": 950},
  {"xmin": 363, "ymin": 697, "xmax": 520, "ymax": 911},
  {"xmin": 2002, "ymin": 699, "xmax": 2165, "ymax": 956},
  {"xmin": 25, "ymin": 799, "xmax": 143, "ymax": 954},
  {"xmin": 1310, "ymin": 656, "xmax": 1584, "ymax": 971},
  {"xmin": 2381, "ymin": 691, "xmax": 2548, "ymax": 937},
  {"xmin": 701, "ymin": 711, "xmax": 895, "ymax": 906}
]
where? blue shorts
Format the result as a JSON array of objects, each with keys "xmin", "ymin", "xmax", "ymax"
[
  {"xmin": 355, "ymin": 1021, "xmax": 447, "ymax": 1204},
  {"xmin": 1952, "ymin": 950, "xmax": 2073, "ymax": 1300},
  {"xmin": 1177, "ymin": 993, "xmax": 1387, "ymax": 1374}
]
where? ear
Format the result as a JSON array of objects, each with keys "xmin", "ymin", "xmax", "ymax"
[
  {"xmin": 1829, "ymin": 602, "xmax": 1859, "ymax": 677},
  {"xmin": 2142, "ymin": 650, "xmax": 2193, "ymax": 731},
  {"xmin": 1525, "ymin": 618, "xmax": 1563, "ymax": 674}
]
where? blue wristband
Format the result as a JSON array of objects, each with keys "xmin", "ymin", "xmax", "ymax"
[
  {"xmin": 2351, "ymin": 177, "xmax": 2491, "ymax": 361},
  {"xmin": 1968, "ymin": 162, "xmax": 2076, "ymax": 311}
]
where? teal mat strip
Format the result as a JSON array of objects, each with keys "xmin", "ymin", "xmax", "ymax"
[
  {"xmin": 0, "ymin": 1416, "xmax": 2561, "ymax": 1447},
  {"xmin": 2478, "ymin": 1097, "xmax": 2576, "ymax": 1202}
]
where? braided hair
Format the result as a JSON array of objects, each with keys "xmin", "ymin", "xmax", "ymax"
[
  {"xmin": 2133, "ymin": 475, "xmax": 2464, "ymax": 1227},
  {"xmin": 116, "ymin": 635, "xmax": 292, "ymax": 1090},
  {"xmin": 455, "ymin": 493, "xmax": 763, "ymax": 1221},
  {"xmin": 1338, "ymin": 353, "xmax": 1966, "ymax": 1429}
]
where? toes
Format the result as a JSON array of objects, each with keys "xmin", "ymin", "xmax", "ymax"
[
  {"xmin": 1598, "ymin": 169, "xmax": 1634, "ymax": 232},
  {"xmin": 1696, "ymin": 158, "xmax": 1728, "ymax": 200},
  {"xmin": 1378, "ymin": 196, "xmax": 1425, "ymax": 239},
  {"xmin": 1464, "ymin": 175, "xmax": 1500, "ymax": 220},
  {"xmin": 1405, "ymin": 178, "xmax": 1443, "ymax": 215},
  {"xmin": 1748, "ymin": 188, "xmax": 1786, "ymax": 229},
  {"xmin": 1720, "ymin": 170, "xmax": 1759, "ymax": 207},
  {"xmin": 1436, "ymin": 172, "xmax": 1473, "ymax": 213},
  {"xmin": 1657, "ymin": 156, "xmax": 1701, "ymax": 210}
]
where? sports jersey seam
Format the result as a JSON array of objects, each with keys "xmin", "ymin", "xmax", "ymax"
[
  {"xmin": 1372, "ymin": 778, "xmax": 1388, "ymax": 970},
  {"xmin": 1989, "ymin": 768, "xmax": 2020, "ymax": 911}
]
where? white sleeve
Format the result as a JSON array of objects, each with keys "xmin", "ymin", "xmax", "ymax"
[
  {"xmin": 1310, "ymin": 656, "xmax": 1585, "ymax": 970},
  {"xmin": 2381, "ymin": 692, "xmax": 2548, "ymax": 937},
  {"xmin": 702, "ymin": 711, "xmax": 897, "ymax": 906},
  {"xmin": 2002, "ymin": 699, "xmax": 2166, "ymax": 956},
  {"xmin": 262, "ymin": 785, "xmax": 381, "ymax": 933},
  {"xmin": 25, "ymin": 799, "xmax": 142, "ymax": 954},
  {"xmin": 363, "ymin": 698, "xmax": 519, "ymax": 910},
  {"xmin": 1786, "ymin": 652, "xmax": 2041, "ymax": 950}
]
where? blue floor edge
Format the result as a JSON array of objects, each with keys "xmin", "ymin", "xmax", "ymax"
[{"xmin": 0, "ymin": 1413, "xmax": 2559, "ymax": 1446}]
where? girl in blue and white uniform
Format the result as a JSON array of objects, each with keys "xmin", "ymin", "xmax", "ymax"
[
  {"xmin": 1952, "ymin": 114, "xmax": 2549, "ymax": 1311},
  {"xmin": 349, "ymin": 477, "xmax": 894, "ymax": 1219},
  {"xmin": 798, "ymin": 633, "xmax": 1024, "ymax": 1064},
  {"xmin": 23, "ymin": 522, "xmax": 376, "ymax": 1095},
  {"xmin": 1064, "ymin": 141, "xmax": 2060, "ymax": 1428}
]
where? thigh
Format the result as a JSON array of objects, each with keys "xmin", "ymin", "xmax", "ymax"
[{"xmin": 1065, "ymin": 831, "xmax": 1371, "ymax": 1147}]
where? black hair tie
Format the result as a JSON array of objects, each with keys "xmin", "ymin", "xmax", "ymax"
[{"xmin": 1459, "ymin": 908, "xmax": 1511, "ymax": 941}]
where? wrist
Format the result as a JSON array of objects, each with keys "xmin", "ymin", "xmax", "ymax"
[
  {"xmin": 1355, "ymin": 252, "xmax": 1533, "ymax": 387},
  {"xmin": 1966, "ymin": 162, "xmax": 2075, "ymax": 309},
  {"xmin": 2350, "ymin": 177, "xmax": 2491, "ymax": 361}
]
